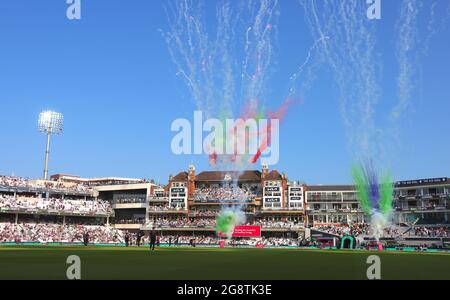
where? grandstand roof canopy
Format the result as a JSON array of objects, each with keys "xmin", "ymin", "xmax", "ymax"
[
  {"xmin": 265, "ymin": 170, "xmax": 282, "ymax": 181},
  {"xmin": 172, "ymin": 172, "xmax": 189, "ymax": 182},
  {"xmin": 51, "ymin": 174, "xmax": 147, "ymax": 184},
  {"xmin": 395, "ymin": 177, "xmax": 449, "ymax": 188},
  {"xmin": 307, "ymin": 185, "xmax": 354, "ymax": 192},
  {"xmin": 196, "ymin": 170, "xmax": 262, "ymax": 182}
]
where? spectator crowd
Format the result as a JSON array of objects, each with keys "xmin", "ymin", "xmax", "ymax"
[
  {"xmin": 136, "ymin": 235, "xmax": 299, "ymax": 247},
  {"xmin": 148, "ymin": 216, "xmax": 305, "ymax": 229},
  {"xmin": 114, "ymin": 217, "xmax": 146, "ymax": 224},
  {"xmin": 150, "ymin": 217, "xmax": 216, "ymax": 228},
  {"xmin": 313, "ymin": 223, "xmax": 370, "ymax": 237},
  {"xmin": 0, "ymin": 195, "xmax": 112, "ymax": 215},
  {"xmin": 194, "ymin": 186, "xmax": 257, "ymax": 202},
  {"xmin": 407, "ymin": 227, "xmax": 449, "ymax": 238},
  {"xmin": 254, "ymin": 219, "xmax": 304, "ymax": 229},
  {"xmin": 0, "ymin": 223, "xmax": 124, "ymax": 244},
  {"xmin": 114, "ymin": 198, "xmax": 147, "ymax": 204},
  {"xmin": 0, "ymin": 176, "xmax": 93, "ymax": 193},
  {"xmin": 148, "ymin": 205, "xmax": 186, "ymax": 212},
  {"xmin": 313, "ymin": 224, "xmax": 449, "ymax": 238}
]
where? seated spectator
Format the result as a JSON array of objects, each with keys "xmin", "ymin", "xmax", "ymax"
[
  {"xmin": 194, "ymin": 186, "xmax": 258, "ymax": 202},
  {"xmin": 0, "ymin": 222, "xmax": 124, "ymax": 244},
  {"xmin": 0, "ymin": 195, "xmax": 112, "ymax": 215}
]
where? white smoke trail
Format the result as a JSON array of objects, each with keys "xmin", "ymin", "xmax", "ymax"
[
  {"xmin": 299, "ymin": 0, "xmax": 382, "ymax": 160},
  {"xmin": 163, "ymin": 0, "xmax": 228, "ymax": 118},
  {"xmin": 297, "ymin": 0, "xmax": 448, "ymax": 239},
  {"xmin": 240, "ymin": 0, "xmax": 279, "ymax": 109},
  {"xmin": 370, "ymin": 211, "xmax": 389, "ymax": 242},
  {"xmin": 392, "ymin": 0, "xmax": 450, "ymax": 123},
  {"xmin": 163, "ymin": 1, "xmax": 282, "ymax": 230},
  {"xmin": 299, "ymin": 0, "xmax": 449, "ymax": 163},
  {"xmin": 162, "ymin": 0, "xmax": 279, "ymax": 119},
  {"xmin": 288, "ymin": 35, "xmax": 329, "ymax": 96},
  {"xmin": 391, "ymin": 0, "xmax": 420, "ymax": 122},
  {"xmin": 423, "ymin": 0, "xmax": 450, "ymax": 55}
]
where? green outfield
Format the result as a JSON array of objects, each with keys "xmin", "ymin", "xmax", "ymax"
[{"xmin": 0, "ymin": 245, "xmax": 449, "ymax": 280}]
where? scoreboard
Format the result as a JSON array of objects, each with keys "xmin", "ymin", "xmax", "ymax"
[
  {"xmin": 169, "ymin": 186, "xmax": 188, "ymax": 208},
  {"xmin": 263, "ymin": 184, "xmax": 282, "ymax": 208},
  {"xmin": 288, "ymin": 186, "xmax": 304, "ymax": 209}
]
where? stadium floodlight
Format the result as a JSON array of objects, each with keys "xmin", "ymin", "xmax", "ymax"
[{"xmin": 38, "ymin": 111, "xmax": 64, "ymax": 180}]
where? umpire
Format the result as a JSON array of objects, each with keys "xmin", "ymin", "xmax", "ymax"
[
  {"xmin": 83, "ymin": 231, "xmax": 89, "ymax": 247},
  {"xmin": 149, "ymin": 230, "xmax": 157, "ymax": 252}
]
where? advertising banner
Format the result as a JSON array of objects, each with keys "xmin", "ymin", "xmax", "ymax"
[{"xmin": 219, "ymin": 226, "xmax": 261, "ymax": 238}]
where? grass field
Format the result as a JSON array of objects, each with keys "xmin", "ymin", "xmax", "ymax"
[{"xmin": 0, "ymin": 245, "xmax": 449, "ymax": 280}]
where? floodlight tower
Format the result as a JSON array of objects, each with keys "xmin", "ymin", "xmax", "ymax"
[{"xmin": 38, "ymin": 111, "xmax": 64, "ymax": 180}]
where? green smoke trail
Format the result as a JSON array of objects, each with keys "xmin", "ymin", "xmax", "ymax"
[
  {"xmin": 379, "ymin": 172, "xmax": 393, "ymax": 216},
  {"xmin": 351, "ymin": 164, "xmax": 372, "ymax": 215},
  {"xmin": 216, "ymin": 210, "xmax": 236, "ymax": 237}
]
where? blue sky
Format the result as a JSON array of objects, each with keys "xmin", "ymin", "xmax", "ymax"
[{"xmin": 0, "ymin": 0, "xmax": 449, "ymax": 184}]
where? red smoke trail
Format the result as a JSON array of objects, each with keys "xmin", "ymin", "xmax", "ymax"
[
  {"xmin": 267, "ymin": 97, "xmax": 298, "ymax": 121},
  {"xmin": 211, "ymin": 97, "xmax": 300, "ymax": 166},
  {"xmin": 209, "ymin": 151, "xmax": 218, "ymax": 165},
  {"xmin": 250, "ymin": 125, "xmax": 271, "ymax": 164},
  {"xmin": 251, "ymin": 144, "xmax": 265, "ymax": 164},
  {"xmin": 250, "ymin": 98, "xmax": 299, "ymax": 164}
]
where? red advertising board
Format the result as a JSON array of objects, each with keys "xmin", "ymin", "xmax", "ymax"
[{"xmin": 218, "ymin": 226, "xmax": 261, "ymax": 238}]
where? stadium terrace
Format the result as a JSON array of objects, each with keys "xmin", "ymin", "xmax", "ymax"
[{"xmin": 0, "ymin": 167, "xmax": 449, "ymax": 250}]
